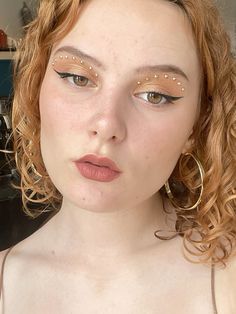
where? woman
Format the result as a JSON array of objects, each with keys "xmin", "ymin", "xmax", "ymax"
[{"xmin": 1, "ymin": 0, "xmax": 236, "ymax": 312}]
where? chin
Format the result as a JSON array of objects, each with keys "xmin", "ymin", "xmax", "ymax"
[{"xmin": 61, "ymin": 187, "xmax": 128, "ymax": 213}]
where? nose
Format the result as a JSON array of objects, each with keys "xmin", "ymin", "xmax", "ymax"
[{"xmin": 87, "ymin": 99, "xmax": 127, "ymax": 144}]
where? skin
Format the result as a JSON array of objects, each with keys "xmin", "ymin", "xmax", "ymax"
[
  {"xmin": 1, "ymin": 0, "xmax": 235, "ymax": 313},
  {"xmin": 38, "ymin": 0, "xmax": 200, "ymax": 255}
]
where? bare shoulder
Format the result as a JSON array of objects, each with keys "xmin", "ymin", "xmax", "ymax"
[
  {"xmin": 0, "ymin": 249, "xmax": 8, "ymax": 263},
  {"xmin": 0, "ymin": 248, "xmax": 14, "ymax": 299},
  {"xmin": 0, "ymin": 223, "xmax": 55, "ymax": 304},
  {"xmin": 215, "ymin": 254, "xmax": 236, "ymax": 314},
  {"xmin": 0, "ymin": 248, "xmax": 13, "ymax": 272},
  {"xmin": 0, "ymin": 248, "xmax": 10, "ymax": 273},
  {"xmin": 0, "ymin": 216, "xmax": 56, "ymax": 276}
]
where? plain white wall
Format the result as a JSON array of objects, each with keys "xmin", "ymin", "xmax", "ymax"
[{"xmin": 0, "ymin": 0, "xmax": 38, "ymax": 39}]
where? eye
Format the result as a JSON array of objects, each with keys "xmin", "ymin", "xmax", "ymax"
[
  {"xmin": 54, "ymin": 70, "xmax": 96, "ymax": 88},
  {"xmin": 135, "ymin": 91, "xmax": 183, "ymax": 106}
]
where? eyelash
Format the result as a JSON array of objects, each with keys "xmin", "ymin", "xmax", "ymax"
[
  {"xmin": 55, "ymin": 70, "xmax": 96, "ymax": 88},
  {"xmin": 134, "ymin": 91, "xmax": 182, "ymax": 106},
  {"xmin": 55, "ymin": 70, "xmax": 182, "ymax": 106}
]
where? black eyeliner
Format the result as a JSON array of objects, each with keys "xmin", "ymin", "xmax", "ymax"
[{"xmin": 54, "ymin": 69, "xmax": 77, "ymax": 78}]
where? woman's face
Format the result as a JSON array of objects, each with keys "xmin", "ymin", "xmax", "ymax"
[{"xmin": 39, "ymin": 0, "xmax": 201, "ymax": 212}]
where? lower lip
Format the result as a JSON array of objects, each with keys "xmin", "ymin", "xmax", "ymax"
[{"xmin": 75, "ymin": 162, "xmax": 121, "ymax": 182}]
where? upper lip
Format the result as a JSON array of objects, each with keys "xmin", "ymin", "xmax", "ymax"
[{"xmin": 76, "ymin": 154, "xmax": 122, "ymax": 172}]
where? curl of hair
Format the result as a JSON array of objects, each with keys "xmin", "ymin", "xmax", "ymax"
[
  {"xmin": 160, "ymin": 0, "xmax": 236, "ymax": 267},
  {"xmin": 12, "ymin": 0, "xmax": 236, "ymax": 266}
]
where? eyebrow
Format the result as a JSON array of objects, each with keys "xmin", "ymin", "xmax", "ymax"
[{"xmin": 53, "ymin": 46, "xmax": 189, "ymax": 81}]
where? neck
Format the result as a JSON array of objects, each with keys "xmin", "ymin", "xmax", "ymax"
[{"xmin": 47, "ymin": 192, "xmax": 175, "ymax": 260}]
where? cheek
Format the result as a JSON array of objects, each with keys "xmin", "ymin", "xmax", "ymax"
[
  {"xmin": 137, "ymin": 114, "xmax": 194, "ymax": 152},
  {"xmin": 39, "ymin": 79, "xmax": 82, "ymax": 141},
  {"xmin": 131, "ymin": 105, "xmax": 197, "ymax": 179},
  {"xmin": 39, "ymin": 77, "xmax": 72, "ymax": 165}
]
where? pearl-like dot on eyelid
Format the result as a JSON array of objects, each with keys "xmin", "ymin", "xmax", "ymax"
[
  {"xmin": 51, "ymin": 56, "xmax": 98, "ymax": 77},
  {"xmin": 136, "ymin": 74, "xmax": 185, "ymax": 92}
]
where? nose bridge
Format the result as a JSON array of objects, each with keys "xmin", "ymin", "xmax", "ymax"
[
  {"xmin": 87, "ymin": 83, "xmax": 128, "ymax": 143},
  {"xmin": 101, "ymin": 83, "xmax": 126, "ymax": 114}
]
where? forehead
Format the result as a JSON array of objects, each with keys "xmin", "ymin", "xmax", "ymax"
[{"xmin": 53, "ymin": 0, "xmax": 200, "ymax": 81}]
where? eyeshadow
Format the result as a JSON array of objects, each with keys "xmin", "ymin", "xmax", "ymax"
[
  {"xmin": 52, "ymin": 54, "xmax": 99, "ymax": 78},
  {"xmin": 136, "ymin": 73, "xmax": 185, "ymax": 95},
  {"xmin": 52, "ymin": 53, "xmax": 186, "ymax": 94}
]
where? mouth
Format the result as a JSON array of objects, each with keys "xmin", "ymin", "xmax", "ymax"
[
  {"xmin": 76, "ymin": 154, "xmax": 122, "ymax": 172},
  {"xmin": 84, "ymin": 161, "xmax": 110, "ymax": 168},
  {"xmin": 74, "ymin": 154, "xmax": 122, "ymax": 182}
]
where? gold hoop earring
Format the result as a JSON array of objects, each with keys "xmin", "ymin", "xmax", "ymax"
[{"xmin": 164, "ymin": 152, "xmax": 205, "ymax": 210}]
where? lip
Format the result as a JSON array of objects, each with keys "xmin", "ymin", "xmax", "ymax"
[
  {"xmin": 76, "ymin": 154, "xmax": 122, "ymax": 172},
  {"xmin": 74, "ymin": 154, "xmax": 122, "ymax": 182}
]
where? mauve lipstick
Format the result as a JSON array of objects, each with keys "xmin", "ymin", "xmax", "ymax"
[{"xmin": 74, "ymin": 154, "xmax": 122, "ymax": 182}]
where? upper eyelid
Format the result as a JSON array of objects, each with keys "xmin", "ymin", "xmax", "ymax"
[
  {"xmin": 133, "ymin": 83, "xmax": 183, "ymax": 97},
  {"xmin": 53, "ymin": 66, "xmax": 97, "ymax": 79},
  {"xmin": 52, "ymin": 58, "xmax": 185, "ymax": 94},
  {"xmin": 51, "ymin": 56, "xmax": 99, "ymax": 79}
]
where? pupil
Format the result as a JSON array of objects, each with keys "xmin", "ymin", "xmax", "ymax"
[{"xmin": 148, "ymin": 92, "xmax": 162, "ymax": 104}]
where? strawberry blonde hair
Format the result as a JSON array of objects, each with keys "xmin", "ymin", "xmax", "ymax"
[{"xmin": 12, "ymin": 0, "xmax": 236, "ymax": 266}]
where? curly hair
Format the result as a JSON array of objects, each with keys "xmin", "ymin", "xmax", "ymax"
[{"xmin": 12, "ymin": 0, "xmax": 236, "ymax": 266}]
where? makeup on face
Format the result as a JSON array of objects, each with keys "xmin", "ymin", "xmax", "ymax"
[
  {"xmin": 51, "ymin": 52, "xmax": 186, "ymax": 106},
  {"xmin": 134, "ymin": 73, "xmax": 185, "ymax": 97},
  {"xmin": 52, "ymin": 53, "xmax": 99, "ymax": 85}
]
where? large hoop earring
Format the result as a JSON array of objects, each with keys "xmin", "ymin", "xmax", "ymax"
[{"xmin": 164, "ymin": 152, "xmax": 205, "ymax": 210}]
